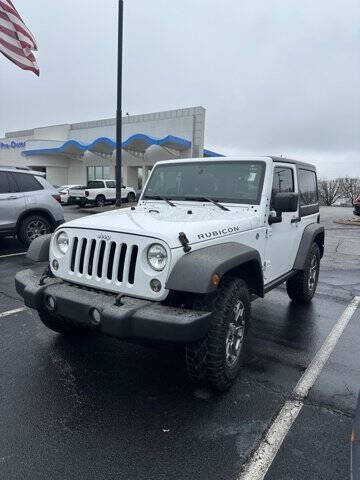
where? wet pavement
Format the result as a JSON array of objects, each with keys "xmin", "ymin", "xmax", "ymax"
[{"xmin": 0, "ymin": 206, "xmax": 359, "ymax": 480}]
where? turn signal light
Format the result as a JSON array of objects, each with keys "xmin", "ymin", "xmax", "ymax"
[
  {"xmin": 351, "ymin": 428, "xmax": 357, "ymax": 444},
  {"xmin": 212, "ymin": 274, "xmax": 220, "ymax": 287},
  {"xmin": 85, "ymin": 190, "xmax": 90, "ymax": 197}
]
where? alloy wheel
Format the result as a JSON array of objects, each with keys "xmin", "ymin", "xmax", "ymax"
[
  {"xmin": 308, "ymin": 254, "xmax": 318, "ymax": 292},
  {"xmin": 26, "ymin": 219, "xmax": 47, "ymax": 242},
  {"xmin": 225, "ymin": 300, "xmax": 246, "ymax": 367}
]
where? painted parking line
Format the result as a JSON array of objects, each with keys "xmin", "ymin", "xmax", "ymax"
[
  {"xmin": 239, "ymin": 296, "xmax": 360, "ymax": 480},
  {"xmin": 0, "ymin": 252, "xmax": 26, "ymax": 259},
  {"xmin": 0, "ymin": 307, "xmax": 26, "ymax": 319}
]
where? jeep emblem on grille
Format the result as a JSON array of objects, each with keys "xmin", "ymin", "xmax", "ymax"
[{"xmin": 97, "ymin": 233, "xmax": 112, "ymax": 241}]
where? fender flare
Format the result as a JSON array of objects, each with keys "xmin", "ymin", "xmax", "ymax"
[
  {"xmin": 293, "ymin": 223, "xmax": 325, "ymax": 270},
  {"xmin": 166, "ymin": 242, "xmax": 264, "ymax": 297},
  {"xmin": 26, "ymin": 234, "xmax": 52, "ymax": 262}
]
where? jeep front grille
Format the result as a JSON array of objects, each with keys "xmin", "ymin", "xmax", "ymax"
[{"xmin": 69, "ymin": 236, "xmax": 139, "ymax": 285}]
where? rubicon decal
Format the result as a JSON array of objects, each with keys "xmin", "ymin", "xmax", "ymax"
[{"xmin": 197, "ymin": 225, "xmax": 242, "ymax": 240}]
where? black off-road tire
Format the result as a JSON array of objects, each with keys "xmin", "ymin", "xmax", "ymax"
[
  {"xmin": 38, "ymin": 311, "xmax": 86, "ymax": 335},
  {"xmin": 286, "ymin": 243, "xmax": 320, "ymax": 304},
  {"xmin": 18, "ymin": 214, "xmax": 52, "ymax": 247},
  {"xmin": 95, "ymin": 195, "xmax": 106, "ymax": 208},
  {"xmin": 185, "ymin": 277, "xmax": 251, "ymax": 392},
  {"xmin": 78, "ymin": 199, "xmax": 87, "ymax": 208}
]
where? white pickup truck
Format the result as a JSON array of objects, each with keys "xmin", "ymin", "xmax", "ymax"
[{"xmin": 69, "ymin": 180, "xmax": 136, "ymax": 207}]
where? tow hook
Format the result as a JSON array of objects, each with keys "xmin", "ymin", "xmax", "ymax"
[{"xmin": 179, "ymin": 232, "xmax": 191, "ymax": 253}]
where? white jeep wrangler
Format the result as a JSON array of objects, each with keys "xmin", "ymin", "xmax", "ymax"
[{"xmin": 15, "ymin": 156, "xmax": 324, "ymax": 391}]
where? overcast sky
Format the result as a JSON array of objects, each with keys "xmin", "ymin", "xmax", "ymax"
[{"xmin": 0, "ymin": 0, "xmax": 359, "ymax": 178}]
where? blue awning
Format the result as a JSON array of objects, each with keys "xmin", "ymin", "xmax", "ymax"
[{"xmin": 23, "ymin": 134, "xmax": 223, "ymax": 158}]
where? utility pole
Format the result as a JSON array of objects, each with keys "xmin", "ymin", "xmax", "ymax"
[{"xmin": 115, "ymin": 0, "xmax": 124, "ymax": 207}]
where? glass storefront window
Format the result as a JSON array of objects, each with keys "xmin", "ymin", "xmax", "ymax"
[{"xmin": 87, "ymin": 166, "xmax": 111, "ymax": 182}]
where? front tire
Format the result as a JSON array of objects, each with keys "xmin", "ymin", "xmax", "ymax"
[
  {"xmin": 38, "ymin": 311, "xmax": 87, "ymax": 335},
  {"xmin": 286, "ymin": 243, "xmax": 320, "ymax": 304},
  {"xmin": 18, "ymin": 215, "xmax": 52, "ymax": 247},
  {"xmin": 127, "ymin": 192, "xmax": 136, "ymax": 203},
  {"xmin": 185, "ymin": 277, "xmax": 251, "ymax": 392}
]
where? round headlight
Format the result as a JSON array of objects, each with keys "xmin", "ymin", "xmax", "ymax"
[
  {"xmin": 56, "ymin": 231, "xmax": 69, "ymax": 254},
  {"xmin": 147, "ymin": 244, "xmax": 168, "ymax": 271}
]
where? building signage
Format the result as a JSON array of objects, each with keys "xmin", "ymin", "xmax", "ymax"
[{"xmin": 0, "ymin": 141, "xmax": 26, "ymax": 150}]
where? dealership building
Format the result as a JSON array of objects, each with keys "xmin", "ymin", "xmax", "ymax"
[{"xmin": 0, "ymin": 106, "xmax": 221, "ymax": 189}]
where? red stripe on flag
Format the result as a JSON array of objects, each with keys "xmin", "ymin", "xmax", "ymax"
[
  {"xmin": 0, "ymin": 49, "xmax": 39, "ymax": 76},
  {"xmin": 0, "ymin": 0, "xmax": 23, "ymax": 23},
  {"xmin": 0, "ymin": 10, "xmax": 37, "ymax": 50},
  {"xmin": 0, "ymin": 35, "xmax": 36, "ymax": 63},
  {"xmin": 0, "ymin": 22, "xmax": 18, "ymax": 40},
  {"xmin": 0, "ymin": 0, "xmax": 39, "ymax": 75}
]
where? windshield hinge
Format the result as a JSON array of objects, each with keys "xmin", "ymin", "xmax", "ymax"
[{"xmin": 179, "ymin": 232, "xmax": 191, "ymax": 253}]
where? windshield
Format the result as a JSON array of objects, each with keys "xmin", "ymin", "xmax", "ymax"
[{"xmin": 143, "ymin": 161, "xmax": 266, "ymax": 205}]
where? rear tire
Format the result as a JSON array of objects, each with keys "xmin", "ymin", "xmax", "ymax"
[
  {"xmin": 95, "ymin": 195, "xmax": 106, "ymax": 207},
  {"xmin": 185, "ymin": 277, "xmax": 251, "ymax": 392},
  {"xmin": 38, "ymin": 311, "xmax": 87, "ymax": 335},
  {"xmin": 286, "ymin": 243, "xmax": 320, "ymax": 304},
  {"xmin": 18, "ymin": 215, "xmax": 52, "ymax": 247}
]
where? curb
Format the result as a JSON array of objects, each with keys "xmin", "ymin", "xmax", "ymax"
[
  {"xmin": 78, "ymin": 202, "xmax": 137, "ymax": 215},
  {"xmin": 334, "ymin": 218, "xmax": 360, "ymax": 226}
]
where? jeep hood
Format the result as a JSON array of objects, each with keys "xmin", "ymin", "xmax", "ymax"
[{"xmin": 61, "ymin": 204, "xmax": 262, "ymax": 249}]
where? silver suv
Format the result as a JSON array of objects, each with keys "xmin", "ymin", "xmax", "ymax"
[{"xmin": 0, "ymin": 167, "xmax": 64, "ymax": 246}]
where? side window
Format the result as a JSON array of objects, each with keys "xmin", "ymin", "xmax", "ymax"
[
  {"xmin": 298, "ymin": 169, "xmax": 318, "ymax": 206},
  {"xmin": 13, "ymin": 173, "xmax": 43, "ymax": 192},
  {"xmin": 7, "ymin": 173, "xmax": 20, "ymax": 193},
  {"xmin": 0, "ymin": 172, "xmax": 10, "ymax": 194},
  {"xmin": 106, "ymin": 181, "xmax": 116, "ymax": 188},
  {"xmin": 271, "ymin": 167, "xmax": 294, "ymax": 207}
]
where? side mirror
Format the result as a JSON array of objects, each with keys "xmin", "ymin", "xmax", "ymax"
[
  {"xmin": 269, "ymin": 192, "xmax": 298, "ymax": 225},
  {"xmin": 272, "ymin": 192, "xmax": 299, "ymax": 213}
]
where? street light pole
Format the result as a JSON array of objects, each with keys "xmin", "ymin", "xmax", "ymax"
[{"xmin": 115, "ymin": 0, "xmax": 124, "ymax": 207}]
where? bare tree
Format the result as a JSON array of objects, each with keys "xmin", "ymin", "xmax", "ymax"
[
  {"xmin": 318, "ymin": 178, "xmax": 341, "ymax": 206},
  {"xmin": 339, "ymin": 177, "xmax": 360, "ymax": 205}
]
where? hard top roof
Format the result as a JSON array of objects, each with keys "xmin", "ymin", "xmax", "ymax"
[
  {"xmin": 270, "ymin": 156, "xmax": 316, "ymax": 171},
  {"xmin": 155, "ymin": 155, "xmax": 317, "ymax": 171}
]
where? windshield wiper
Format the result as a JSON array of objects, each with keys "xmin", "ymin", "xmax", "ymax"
[
  {"xmin": 144, "ymin": 195, "xmax": 176, "ymax": 207},
  {"xmin": 184, "ymin": 196, "xmax": 229, "ymax": 211}
]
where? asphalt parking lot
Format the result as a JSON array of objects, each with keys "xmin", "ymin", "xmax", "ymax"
[{"xmin": 0, "ymin": 205, "xmax": 359, "ymax": 480}]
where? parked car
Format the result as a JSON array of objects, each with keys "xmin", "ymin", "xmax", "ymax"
[
  {"xmin": 58, "ymin": 185, "xmax": 85, "ymax": 205},
  {"xmin": 69, "ymin": 180, "xmax": 136, "ymax": 207},
  {"xmin": 353, "ymin": 196, "xmax": 360, "ymax": 216},
  {"xmin": 16, "ymin": 156, "xmax": 324, "ymax": 391},
  {"xmin": 333, "ymin": 197, "xmax": 353, "ymax": 207},
  {"xmin": 0, "ymin": 167, "xmax": 64, "ymax": 246}
]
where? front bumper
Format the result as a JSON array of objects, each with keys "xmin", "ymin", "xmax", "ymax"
[{"xmin": 15, "ymin": 269, "xmax": 212, "ymax": 343}]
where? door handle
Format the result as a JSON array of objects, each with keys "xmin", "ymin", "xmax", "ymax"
[{"xmin": 291, "ymin": 217, "xmax": 301, "ymax": 224}]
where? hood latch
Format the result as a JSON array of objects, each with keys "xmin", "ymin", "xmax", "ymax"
[{"xmin": 179, "ymin": 232, "xmax": 191, "ymax": 253}]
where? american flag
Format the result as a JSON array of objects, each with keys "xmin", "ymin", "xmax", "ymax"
[{"xmin": 0, "ymin": 0, "xmax": 39, "ymax": 76}]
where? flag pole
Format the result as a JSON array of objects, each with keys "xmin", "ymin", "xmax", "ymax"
[{"xmin": 115, "ymin": 0, "xmax": 124, "ymax": 207}]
